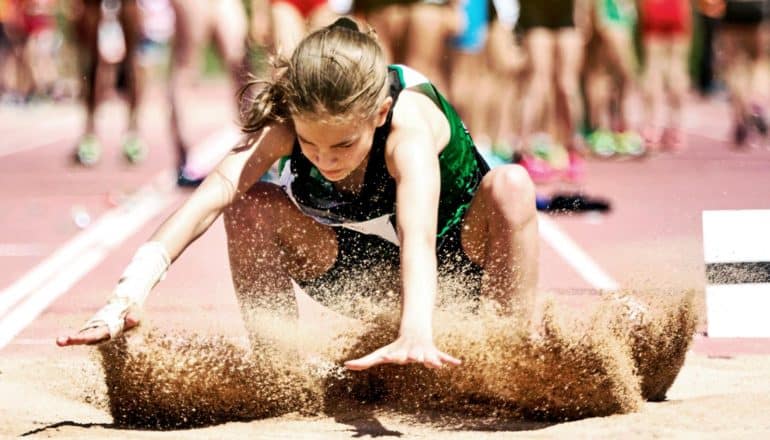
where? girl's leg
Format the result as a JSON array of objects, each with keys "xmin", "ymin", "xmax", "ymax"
[
  {"xmin": 363, "ymin": 4, "xmax": 409, "ymax": 63},
  {"xmin": 717, "ymin": 26, "xmax": 753, "ymax": 145},
  {"xmin": 664, "ymin": 35, "xmax": 690, "ymax": 150},
  {"xmin": 404, "ymin": 3, "xmax": 458, "ymax": 93},
  {"xmin": 602, "ymin": 26, "xmax": 638, "ymax": 131},
  {"xmin": 554, "ymin": 27, "xmax": 585, "ymax": 148},
  {"xmin": 451, "ymin": 50, "xmax": 488, "ymax": 142},
  {"xmin": 74, "ymin": 0, "xmax": 101, "ymax": 165},
  {"xmin": 460, "ymin": 165, "xmax": 539, "ymax": 322},
  {"xmin": 118, "ymin": 0, "xmax": 144, "ymax": 160},
  {"xmin": 519, "ymin": 28, "xmax": 555, "ymax": 146},
  {"xmin": 169, "ymin": 0, "xmax": 210, "ymax": 168},
  {"xmin": 212, "ymin": 0, "xmax": 248, "ymax": 92},
  {"xmin": 641, "ymin": 36, "xmax": 666, "ymax": 149},
  {"xmin": 223, "ymin": 182, "xmax": 338, "ymax": 319},
  {"xmin": 271, "ymin": 2, "xmax": 306, "ymax": 56},
  {"xmin": 308, "ymin": 4, "xmax": 339, "ymax": 31},
  {"xmin": 585, "ymin": 59, "xmax": 612, "ymax": 131},
  {"xmin": 486, "ymin": 21, "xmax": 525, "ymax": 152}
]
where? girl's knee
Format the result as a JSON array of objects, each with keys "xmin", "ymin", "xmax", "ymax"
[
  {"xmin": 223, "ymin": 182, "xmax": 285, "ymax": 226},
  {"xmin": 482, "ymin": 165, "xmax": 537, "ymax": 226}
]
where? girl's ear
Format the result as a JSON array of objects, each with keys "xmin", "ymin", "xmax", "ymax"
[{"xmin": 374, "ymin": 96, "xmax": 393, "ymax": 128}]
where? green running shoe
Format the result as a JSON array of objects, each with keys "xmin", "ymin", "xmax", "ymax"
[
  {"xmin": 615, "ymin": 131, "xmax": 646, "ymax": 157},
  {"xmin": 75, "ymin": 134, "xmax": 102, "ymax": 166},
  {"xmin": 531, "ymin": 134, "xmax": 569, "ymax": 171},
  {"xmin": 122, "ymin": 134, "xmax": 147, "ymax": 164},
  {"xmin": 587, "ymin": 130, "xmax": 616, "ymax": 158}
]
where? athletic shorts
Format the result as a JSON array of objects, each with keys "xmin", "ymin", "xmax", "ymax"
[
  {"xmin": 516, "ymin": 0, "xmax": 575, "ymax": 31},
  {"xmin": 722, "ymin": 0, "xmax": 770, "ymax": 25},
  {"xmin": 452, "ymin": 0, "xmax": 489, "ymax": 53},
  {"xmin": 22, "ymin": 13, "xmax": 54, "ymax": 35},
  {"xmin": 640, "ymin": 0, "xmax": 691, "ymax": 36},
  {"xmin": 271, "ymin": 0, "xmax": 327, "ymax": 18},
  {"xmin": 297, "ymin": 222, "xmax": 483, "ymax": 305}
]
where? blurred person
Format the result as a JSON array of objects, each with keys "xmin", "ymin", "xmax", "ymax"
[
  {"xmin": 18, "ymin": 0, "xmax": 60, "ymax": 98},
  {"xmin": 696, "ymin": 0, "xmax": 725, "ymax": 94},
  {"xmin": 449, "ymin": 0, "xmax": 521, "ymax": 152},
  {"xmin": 169, "ymin": 0, "xmax": 251, "ymax": 185},
  {"xmin": 0, "ymin": 0, "xmax": 35, "ymax": 101},
  {"xmin": 73, "ymin": 0, "xmax": 144, "ymax": 165},
  {"xmin": 515, "ymin": 0, "xmax": 590, "ymax": 183},
  {"xmin": 349, "ymin": 0, "xmax": 414, "ymax": 66},
  {"xmin": 583, "ymin": 0, "xmax": 644, "ymax": 157},
  {"xmin": 481, "ymin": 0, "xmax": 526, "ymax": 158},
  {"xmin": 268, "ymin": 0, "xmax": 338, "ymax": 57},
  {"xmin": 716, "ymin": 0, "xmax": 770, "ymax": 147},
  {"xmin": 401, "ymin": 0, "xmax": 462, "ymax": 93},
  {"xmin": 638, "ymin": 0, "xmax": 692, "ymax": 151},
  {"xmin": 448, "ymin": 0, "xmax": 492, "ymax": 145}
]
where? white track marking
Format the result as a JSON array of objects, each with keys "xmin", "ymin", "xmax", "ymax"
[
  {"xmin": 538, "ymin": 214, "xmax": 620, "ymax": 291},
  {"xmin": 0, "ymin": 171, "xmax": 177, "ymax": 350}
]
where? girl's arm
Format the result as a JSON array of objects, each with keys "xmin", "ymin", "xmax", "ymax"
[
  {"xmin": 345, "ymin": 91, "xmax": 461, "ymax": 370},
  {"xmin": 57, "ymin": 123, "xmax": 294, "ymax": 346}
]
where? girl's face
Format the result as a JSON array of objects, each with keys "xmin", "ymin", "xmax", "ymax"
[{"xmin": 293, "ymin": 98, "xmax": 392, "ymax": 182}]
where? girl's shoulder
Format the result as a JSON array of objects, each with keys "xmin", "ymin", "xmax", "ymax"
[
  {"xmin": 387, "ymin": 64, "xmax": 452, "ymax": 153},
  {"xmin": 389, "ymin": 90, "xmax": 452, "ymax": 156}
]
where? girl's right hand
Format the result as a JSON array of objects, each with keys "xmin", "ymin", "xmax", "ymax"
[{"xmin": 56, "ymin": 313, "xmax": 139, "ymax": 347}]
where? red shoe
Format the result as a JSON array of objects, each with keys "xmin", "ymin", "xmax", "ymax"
[
  {"xmin": 564, "ymin": 149, "xmax": 586, "ymax": 182},
  {"xmin": 662, "ymin": 127, "xmax": 687, "ymax": 151},
  {"xmin": 642, "ymin": 125, "xmax": 662, "ymax": 152}
]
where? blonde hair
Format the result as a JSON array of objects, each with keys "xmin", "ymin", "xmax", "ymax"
[{"xmin": 240, "ymin": 18, "xmax": 389, "ymax": 134}]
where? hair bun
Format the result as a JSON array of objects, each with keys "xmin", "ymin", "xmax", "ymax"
[{"xmin": 329, "ymin": 17, "xmax": 360, "ymax": 32}]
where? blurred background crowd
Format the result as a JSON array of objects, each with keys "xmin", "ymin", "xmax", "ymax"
[{"xmin": 1, "ymin": 0, "xmax": 768, "ymax": 187}]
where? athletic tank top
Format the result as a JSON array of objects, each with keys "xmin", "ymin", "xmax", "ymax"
[{"xmin": 279, "ymin": 64, "xmax": 489, "ymax": 246}]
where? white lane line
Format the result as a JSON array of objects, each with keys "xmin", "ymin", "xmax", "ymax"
[
  {"xmin": 538, "ymin": 214, "xmax": 620, "ymax": 291},
  {"xmin": 0, "ymin": 171, "xmax": 178, "ymax": 350}
]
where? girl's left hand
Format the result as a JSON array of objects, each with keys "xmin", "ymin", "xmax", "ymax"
[{"xmin": 344, "ymin": 335, "xmax": 461, "ymax": 371}]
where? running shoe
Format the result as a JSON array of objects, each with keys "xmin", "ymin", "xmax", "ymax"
[
  {"xmin": 733, "ymin": 121, "xmax": 749, "ymax": 147},
  {"xmin": 122, "ymin": 133, "xmax": 147, "ymax": 164},
  {"xmin": 531, "ymin": 134, "xmax": 569, "ymax": 171},
  {"xmin": 565, "ymin": 149, "xmax": 586, "ymax": 182},
  {"xmin": 519, "ymin": 153, "xmax": 556, "ymax": 183},
  {"xmin": 75, "ymin": 134, "xmax": 102, "ymax": 166},
  {"xmin": 662, "ymin": 127, "xmax": 686, "ymax": 151},
  {"xmin": 587, "ymin": 130, "xmax": 616, "ymax": 158},
  {"xmin": 177, "ymin": 165, "xmax": 205, "ymax": 188},
  {"xmin": 749, "ymin": 104, "xmax": 768, "ymax": 137},
  {"xmin": 614, "ymin": 131, "xmax": 646, "ymax": 157},
  {"xmin": 642, "ymin": 125, "xmax": 662, "ymax": 152}
]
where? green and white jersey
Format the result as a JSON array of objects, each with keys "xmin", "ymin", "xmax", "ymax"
[{"xmin": 279, "ymin": 64, "xmax": 489, "ymax": 246}]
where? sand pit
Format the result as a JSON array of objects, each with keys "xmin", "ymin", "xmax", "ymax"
[
  {"xmin": 2, "ymin": 289, "xmax": 770, "ymax": 438},
  {"xmin": 82, "ymin": 289, "xmax": 699, "ymax": 429}
]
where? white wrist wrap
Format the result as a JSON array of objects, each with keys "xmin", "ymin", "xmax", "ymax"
[
  {"xmin": 113, "ymin": 241, "xmax": 170, "ymax": 308},
  {"xmin": 82, "ymin": 242, "xmax": 171, "ymax": 339}
]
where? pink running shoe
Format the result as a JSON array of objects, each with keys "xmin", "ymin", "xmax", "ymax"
[
  {"xmin": 519, "ymin": 153, "xmax": 557, "ymax": 184},
  {"xmin": 642, "ymin": 125, "xmax": 662, "ymax": 152},
  {"xmin": 662, "ymin": 127, "xmax": 687, "ymax": 151},
  {"xmin": 564, "ymin": 149, "xmax": 586, "ymax": 182}
]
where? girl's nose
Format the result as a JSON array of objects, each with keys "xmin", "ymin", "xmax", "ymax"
[{"xmin": 317, "ymin": 151, "xmax": 338, "ymax": 168}]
